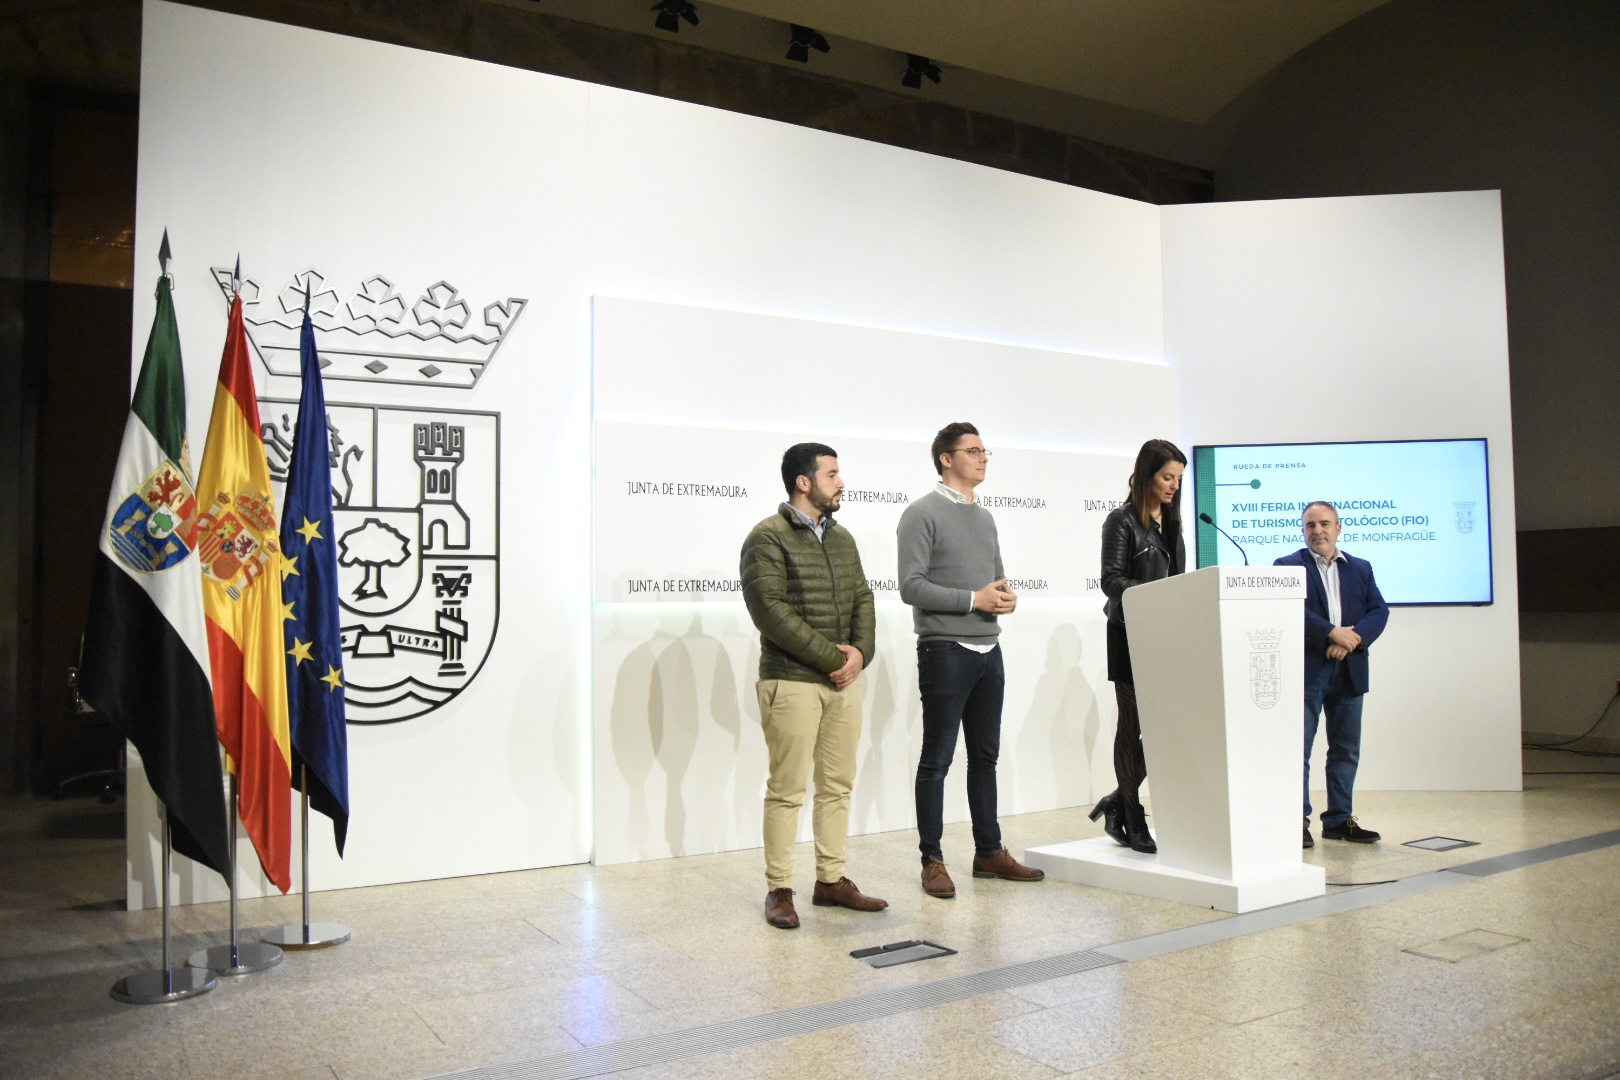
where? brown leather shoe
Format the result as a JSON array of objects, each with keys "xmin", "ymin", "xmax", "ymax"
[
  {"xmin": 812, "ymin": 877, "xmax": 889, "ymax": 911},
  {"xmin": 764, "ymin": 888, "xmax": 799, "ymax": 929},
  {"xmin": 972, "ymin": 846, "xmax": 1045, "ymax": 881},
  {"xmin": 921, "ymin": 858, "xmax": 956, "ymax": 899}
]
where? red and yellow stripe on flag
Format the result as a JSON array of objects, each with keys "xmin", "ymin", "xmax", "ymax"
[{"xmin": 196, "ymin": 294, "xmax": 292, "ymax": 892}]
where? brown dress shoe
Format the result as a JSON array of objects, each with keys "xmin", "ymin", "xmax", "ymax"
[
  {"xmin": 921, "ymin": 857, "xmax": 956, "ymax": 899},
  {"xmin": 765, "ymin": 888, "xmax": 799, "ymax": 929},
  {"xmin": 972, "ymin": 846, "xmax": 1045, "ymax": 881},
  {"xmin": 812, "ymin": 877, "xmax": 889, "ymax": 911}
]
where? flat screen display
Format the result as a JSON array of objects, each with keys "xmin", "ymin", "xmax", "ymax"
[{"xmin": 1192, "ymin": 439, "xmax": 1492, "ymax": 605}]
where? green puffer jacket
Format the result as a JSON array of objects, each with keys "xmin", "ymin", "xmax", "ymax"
[{"xmin": 740, "ymin": 504, "xmax": 876, "ymax": 684}]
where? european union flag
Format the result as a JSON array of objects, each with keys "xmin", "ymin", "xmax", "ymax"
[{"xmin": 280, "ymin": 306, "xmax": 350, "ymax": 854}]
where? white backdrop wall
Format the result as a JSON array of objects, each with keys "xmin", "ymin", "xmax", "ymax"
[
  {"xmin": 131, "ymin": 2, "xmax": 595, "ymax": 906},
  {"xmin": 128, "ymin": 2, "xmax": 1517, "ymax": 905},
  {"xmin": 130, "ymin": 1, "xmax": 1166, "ymax": 903},
  {"xmin": 1162, "ymin": 192, "xmax": 1522, "ymax": 792}
]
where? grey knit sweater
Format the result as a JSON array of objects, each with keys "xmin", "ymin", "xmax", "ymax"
[{"xmin": 896, "ymin": 488, "xmax": 1004, "ymax": 642}]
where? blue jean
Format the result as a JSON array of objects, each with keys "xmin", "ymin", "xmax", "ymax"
[
  {"xmin": 915, "ymin": 641, "xmax": 1004, "ymax": 863},
  {"xmin": 1304, "ymin": 660, "xmax": 1364, "ymax": 828}
]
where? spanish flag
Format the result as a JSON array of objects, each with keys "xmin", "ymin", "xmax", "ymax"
[{"xmin": 196, "ymin": 290, "xmax": 292, "ymax": 893}]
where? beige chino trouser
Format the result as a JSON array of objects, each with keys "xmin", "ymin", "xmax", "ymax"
[{"xmin": 757, "ymin": 677, "xmax": 864, "ymax": 890}]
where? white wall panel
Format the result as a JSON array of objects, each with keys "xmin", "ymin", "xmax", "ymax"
[
  {"xmin": 132, "ymin": 1, "xmax": 594, "ymax": 903},
  {"xmin": 1163, "ymin": 191, "xmax": 1521, "ymax": 792},
  {"xmin": 581, "ymin": 91, "xmax": 1165, "ymax": 363}
]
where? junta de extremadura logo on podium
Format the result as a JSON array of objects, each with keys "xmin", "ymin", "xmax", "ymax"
[{"xmin": 1247, "ymin": 628, "xmax": 1283, "ymax": 710}]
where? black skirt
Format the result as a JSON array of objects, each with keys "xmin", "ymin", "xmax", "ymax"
[{"xmin": 1106, "ymin": 619, "xmax": 1133, "ymax": 685}]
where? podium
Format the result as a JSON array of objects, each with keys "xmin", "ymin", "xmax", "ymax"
[{"xmin": 1027, "ymin": 566, "xmax": 1326, "ymax": 912}]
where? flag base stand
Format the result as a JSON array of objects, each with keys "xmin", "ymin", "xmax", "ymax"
[
  {"xmin": 187, "ymin": 941, "xmax": 283, "ymax": 975},
  {"xmin": 112, "ymin": 810, "xmax": 217, "ymax": 1005},
  {"xmin": 259, "ymin": 779, "xmax": 351, "ymax": 951},
  {"xmin": 112, "ymin": 966, "xmax": 217, "ymax": 1004},
  {"xmin": 261, "ymin": 921, "xmax": 350, "ymax": 950},
  {"xmin": 187, "ymin": 773, "xmax": 283, "ymax": 976}
]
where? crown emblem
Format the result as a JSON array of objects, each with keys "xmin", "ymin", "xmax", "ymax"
[
  {"xmin": 212, "ymin": 267, "xmax": 526, "ymax": 390},
  {"xmin": 233, "ymin": 490, "xmax": 279, "ymax": 534},
  {"xmin": 1247, "ymin": 628, "xmax": 1284, "ymax": 649}
]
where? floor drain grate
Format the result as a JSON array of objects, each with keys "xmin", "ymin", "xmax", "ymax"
[{"xmin": 1404, "ymin": 836, "xmax": 1479, "ymax": 851}]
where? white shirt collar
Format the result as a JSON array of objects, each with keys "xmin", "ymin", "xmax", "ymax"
[
  {"xmin": 1311, "ymin": 548, "xmax": 1344, "ymax": 569},
  {"xmin": 934, "ymin": 481, "xmax": 975, "ymax": 505}
]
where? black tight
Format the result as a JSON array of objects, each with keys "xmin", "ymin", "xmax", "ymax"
[{"xmin": 1112, "ymin": 681, "xmax": 1147, "ymax": 814}]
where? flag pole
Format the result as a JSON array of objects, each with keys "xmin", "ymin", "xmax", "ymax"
[
  {"xmin": 262, "ymin": 764, "xmax": 351, "ymax": 949},
  {"xmin": 260, "ymin": 772, "xmax": 352, "ymax": 949},
  {"xmin": 188, "ymin": 773, "xmax": 283, "ymax": 974},
  {"xmin": 111, "ymin": 808, "xmax": 217, "ymax": 1003}
]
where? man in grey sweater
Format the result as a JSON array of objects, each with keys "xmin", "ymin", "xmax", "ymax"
[{"xmin": 898, "ymin": 422, "xmax": 1045, "ymax": 898}]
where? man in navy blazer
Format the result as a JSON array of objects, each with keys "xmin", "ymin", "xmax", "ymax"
[{"xmin": 1275, "ymin": 500, "xmax": 1389, "ymax": 847}]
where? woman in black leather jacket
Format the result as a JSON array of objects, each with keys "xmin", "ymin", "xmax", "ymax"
[{"xmin": 1090, "ymin": 439, "xmax": 1186, "ymax": 853}]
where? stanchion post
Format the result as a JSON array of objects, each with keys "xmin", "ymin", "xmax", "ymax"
[
  {"xmin": 189, "ymin": 773, "xmax": 283, "ymax": 974},
  {"xmin": 261, "ymin": 765, "xmax": 351, "ymax": 950},
  {"xmin": 111, "ymin": 810, "xmax": 217, "ymax": 1003}
]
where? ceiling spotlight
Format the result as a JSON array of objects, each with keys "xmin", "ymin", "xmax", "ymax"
[
  {"xmin": 786, "ymin": 25, "xmax": 830, "ymax": 63},
  {"xmin": 652, "ymin": 0, "xmax": 698, "ymax": 33},
  {"xmin": 901, "ymin": 54, "xmax": 942, "ymax": 89}
]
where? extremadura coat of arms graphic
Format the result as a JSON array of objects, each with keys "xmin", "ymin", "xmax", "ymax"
[
  {"xmin": 1247, "ymin": 628, "xmax": 1283, "ymax": 710},
  {"xmin": 257, "ymin": 402, "xmax": 500, "ymax": 725},
  {"xmin": 226, "ymin": 264, "xmax": 519, "ymax": 725},
  {"xmin": 109, "ymin": 461, "xmax": 200, "ymax": 573}
]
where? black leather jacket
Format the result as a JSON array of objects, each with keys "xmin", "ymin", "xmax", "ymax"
[{"xmin": 1100, "ymin": 504, "xmax": 1185, "ymax": 626}]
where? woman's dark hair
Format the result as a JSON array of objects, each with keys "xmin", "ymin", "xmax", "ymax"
[
  {"xmin": 930, "ymin": 421, "xmax": 979, "ymax": 477},
  {"xmin": 781, "ymin": 442, "xmax": 837, "ymax": 496},
  {"xmin": 1127, "ymin": 438, "xmax": 1187, "ymax": 530}
]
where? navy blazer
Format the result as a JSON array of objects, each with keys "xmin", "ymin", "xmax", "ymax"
[{"xmin": 1273, "ymin": 547, "xmax": 1389, "ymax": 695}]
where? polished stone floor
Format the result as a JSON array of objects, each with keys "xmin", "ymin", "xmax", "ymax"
[{"xmin": 2, "ymin": 761, "xmax": 1618, "ymax": 1080}]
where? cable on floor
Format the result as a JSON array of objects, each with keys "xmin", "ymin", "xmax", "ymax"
[{"xmin": 1524, "ymin": 692, "xmax": 1620, "ymax": 752}]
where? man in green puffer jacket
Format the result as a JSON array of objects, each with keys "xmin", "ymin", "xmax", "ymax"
[{"xmin": 740, "ymin": 442, "xmax": 886, "ymax": 930}]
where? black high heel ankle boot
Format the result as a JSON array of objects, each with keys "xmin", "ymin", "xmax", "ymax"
[
  {"xmin": 1125, "ymin": 804, "xmax": 1157, "ymax": 854},
  {"xmin": 1087, "ymin": 790, "xmax": 1129, "ymax": 847}
]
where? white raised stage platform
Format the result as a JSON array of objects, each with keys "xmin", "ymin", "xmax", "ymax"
[
  {"xmin": 1027, "ymin": 835, "xmax": 1326, "ymax": 913},
  {"xmin": 1030, "ymin": 566, "xmax": 1328, "ymax": 914}
]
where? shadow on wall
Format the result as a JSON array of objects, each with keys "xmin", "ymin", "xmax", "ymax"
[
  {"xmin": 1016, "ymin": 623, "xmax": 1100, "ymax": 813},
  {"xmin": 608, "ymin": 616, "xmax": 667, "ymax": 860},
  {"xmin": 608, "ymin": 608, "xmax": 750, "ymax": 860},
  {"xmin": 852, "ymin": 650, "xmax": 898, "ymax": 835}
]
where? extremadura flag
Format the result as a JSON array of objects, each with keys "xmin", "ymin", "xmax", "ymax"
[
  {"xmin": 197, "ymin": 288, "xmax": 293, "ymax": 893},
  {"xmin": 79, "ymin": 238, "xmax": 231, "ymax": 880}
]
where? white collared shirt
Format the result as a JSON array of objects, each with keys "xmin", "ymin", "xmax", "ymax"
[{"xmin": 1311, "ymin": 548, "xmax": 1345, "ymax": 627}]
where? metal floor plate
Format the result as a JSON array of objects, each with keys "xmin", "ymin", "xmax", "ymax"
[{"xmin": 1404, "ymin": 836, "xmax": 1479, "ymax": 852}]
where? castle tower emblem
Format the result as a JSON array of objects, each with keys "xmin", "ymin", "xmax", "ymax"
[{"xmin": 416, "ymin": 422, "xmax": 470, "ymax": 551}]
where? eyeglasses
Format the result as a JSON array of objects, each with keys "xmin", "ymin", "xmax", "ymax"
[{"xmin": 952, "ymin": 447, "xmax": 992, "ymax": 459}]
